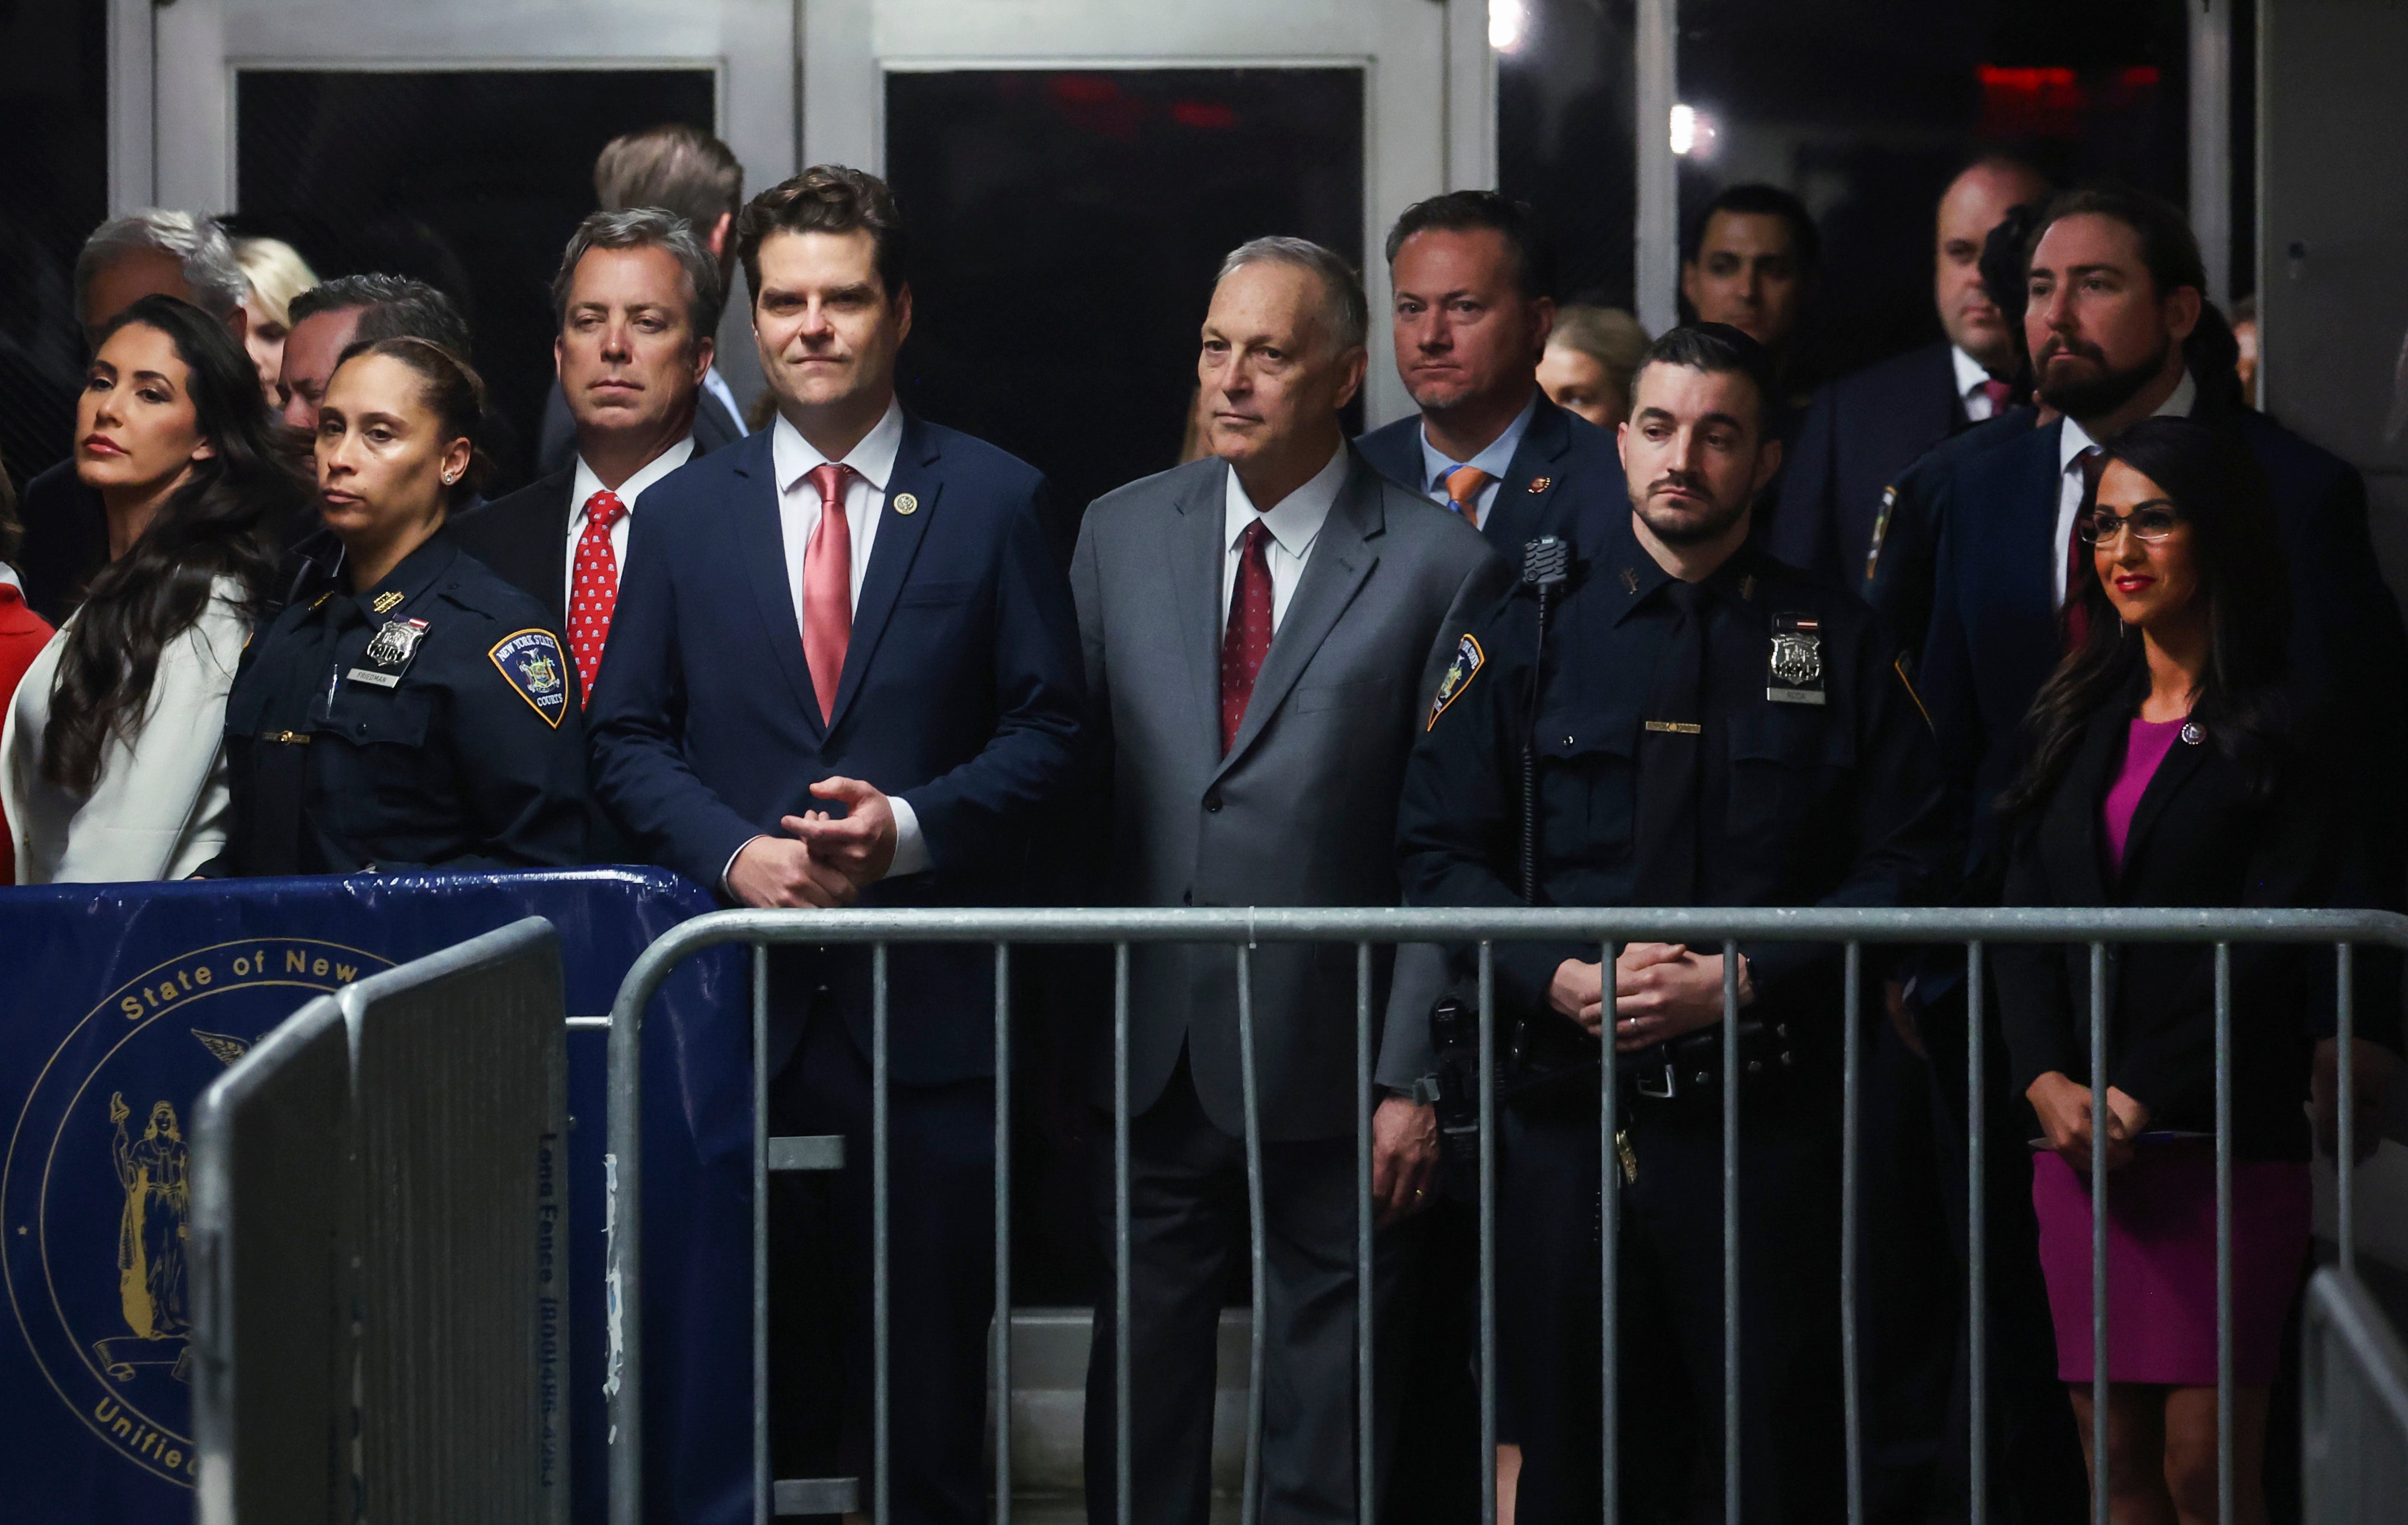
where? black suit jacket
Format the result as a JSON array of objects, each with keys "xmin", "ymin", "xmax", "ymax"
[
  {"xmin": 1765, "ymin": 342, "xmax": 1970, "ymax": 584},
  {"xmin": 1354, "ymin": 392, "xmax": 1606, "ymax": 558},
  {"xmin": 450, "ymin": 467, "xmax": 578, "ymax": 628},
  {"xmin": 1919, "ymin": 387, "xmax": 2408, "ymax": 884},
  {"xmin": 1995, "ymin": 684, "xmax": 2401, "ymax": 1160},
  {"xmin": 534, "ymin": 379, "xmax": 740, "ymax": 480}
]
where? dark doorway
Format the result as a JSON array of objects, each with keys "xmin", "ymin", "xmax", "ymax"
[
  {"xmin": 233, "ymin": 68, "xmax": 717, "ymax": 494},
  {"xmin": 885, "ymin": 67, "xmax": 1366, "ymax": 528}
]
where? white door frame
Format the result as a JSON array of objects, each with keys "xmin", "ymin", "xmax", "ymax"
[
  {"xmin": 111, "ymin": 0, "xmax": 796, "ymax": 398},
  {"xmin": 800, "ymin": 0, "xmax": 1495, "ymax": 428}
]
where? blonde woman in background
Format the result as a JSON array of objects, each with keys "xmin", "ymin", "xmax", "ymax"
[
  {"xmin": 233, "ymin": 236, "xmax": 317, "ymax": 407},
  {"xmin": 1537, "ymin": 304, "xmax": 1650, "ymax": 430}
]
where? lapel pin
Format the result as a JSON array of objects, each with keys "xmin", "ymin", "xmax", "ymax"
[
  {"xmin": 1620, "ymin": 566, "xmax": 1639, "ymax": 594},
  {"xmin": 2180, "ymin": 721, "xmax": 2204, "ymax": 745},
  {"xmin": 372, "ymin": 591, "xmax": 404, "ymax": 614},
  {"xmin": 892, "ymin": 492, "xmax": 919, "ymax": 515},
  {"xmin": 1528, "ymin": 476, "xmax": 1552, "ymax": 493}
]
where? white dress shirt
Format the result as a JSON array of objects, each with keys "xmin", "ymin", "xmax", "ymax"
[
  {"xmin": 1414, "ymin": 388, "xmax": 1539, "ymax": 529},
  {"xmin": 757, "ymin": 398, "xmax": 924, "ymax": 877},
  {"xmin": 564, "ymin": 436, "xmax": 693, "ymax": 616},
  {"xmin": 1952, "ymin": 346, "xmax": 2003, "ymax": 422},
  {"xmin": 702, "ymin": 366, "xmax": 748, "ymax": 437},
  {"xmin": 1223, "ymin": 443, "xmax": 1348, "ymax": 633},
  {"xmin": 2050, "ymin": 369, "xmax": 2196, "ymax": 606}
]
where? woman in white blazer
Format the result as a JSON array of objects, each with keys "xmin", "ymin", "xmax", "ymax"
[{"xmin": 2, "ymin": 294, "xmax": 302, "ymax": 883}]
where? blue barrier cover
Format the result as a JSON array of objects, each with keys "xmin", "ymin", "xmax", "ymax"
[{"xmin": 0, "ymin": 869, "xmax": 751, "ymax": 1525}]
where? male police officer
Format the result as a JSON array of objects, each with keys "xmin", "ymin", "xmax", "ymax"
[{"xmin": 1398, "ymin": 323, "xmax": 1957, "ymax": 1523}]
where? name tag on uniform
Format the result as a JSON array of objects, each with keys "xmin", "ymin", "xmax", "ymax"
[
  {"xmin": 1766, "ymin": 614, "xmax": 1825, "ymax": 705},
  {"xmin": 348, "ymin": 618, "xmax": 429, "ymax": 688}
]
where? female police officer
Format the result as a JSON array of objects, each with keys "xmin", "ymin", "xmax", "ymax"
[{"xmin": 198, "ymin": 336, "xmax": 589, "ymax": 876}]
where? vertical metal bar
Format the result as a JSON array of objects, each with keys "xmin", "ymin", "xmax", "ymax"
[
  {"xmin": 1113, "ymin": 942, "xmax": 1132, "ymax": 1525},
  {"xmin": 1601, "ymin": 940, "xmax": 1619, "ymax": 1525},
  {"xmin": 874, "ymin": 943, "xmax": 891, "ymax": 1525},
  {"xmin": 2336, "ymin": 943, "xmax": 2356, "ymax": 1273},
  {"xmin": 1355, "ymin": 942, "xmax": 1374, "ymax": 1525},
  {"xmin": 1968, "ymin": 941, "xmax": 1988, "ymax": 1525},
  {"xmin": 2189, "ymin": 0, "xmax": 2235, "ymax": 303},
  {"xmin": 753, "ymin": 945, "xmax": 771, "ymax": 1525},
  {"xmin": 605, "ymin": 933, "xmax": 645, "ymax": 1525},
  {"xmin": 1237, "ymin": 941, "xmax": 1268, "ymax": 1525},
  {"xmin": 1841, "ymin": 942, "xmax": 1864, "ymax": 1525},
  {"xmin": 1477, "ymin": 942, "xmax": 1498, "ymax": 1525},
  {"xmin": 994, "ymin": 943, "xmax": 1013, "ymax": 1525},
  {"xmin": 2089, "ymin": 940, "xmax": 2109, "ymax": 1525},
  {"xmin": 2214, "ymin": 943, "xmax": 2233, "ymax": 1525},
  {"xmin": 1722, "ymin": 941, "xmax": 1741, "ymax": 1525}
]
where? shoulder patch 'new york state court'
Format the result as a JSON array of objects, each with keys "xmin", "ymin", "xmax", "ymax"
[
  {"xmin": 489, "ymin": 629, "xmax": 569, "ymax": 728},
  {"xmin": 1426, "ymin": 633, "xmax": 1485, "ymax": 731}
]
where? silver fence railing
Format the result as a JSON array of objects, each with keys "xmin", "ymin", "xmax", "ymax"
[
  {"xmin": 2303, "ymin": 1268, "xmax": 2408, "ymax": 1524},
  {"xmin": 190, "ymin": 916, "xmax": 569, "ymax": 1525},
  {"xmin": 600, "ymin": 905, "xmax": 2408, "ymax": 1525}
]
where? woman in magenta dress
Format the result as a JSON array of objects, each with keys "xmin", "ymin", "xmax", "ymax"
[{"xmin": 1994, "ymin": 416, "xmax": 2399, "ymax": 1525}]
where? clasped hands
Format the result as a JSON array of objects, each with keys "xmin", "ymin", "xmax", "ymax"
[
  {"xmin": 1550, "ymin": 942, "xmax": 1754, "ymax": 1051},
  {"xmin": 726, "ymin": 776, "xmax": 899, "ymax": 910}
]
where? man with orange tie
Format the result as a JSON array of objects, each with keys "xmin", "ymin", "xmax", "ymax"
[
  {"xmin": 1355, "ymin": 190, "xmax": 1620, "ymax": 554},
  {"xmin": 585, "ymin": 166, "xmax": 1084, "ymax": 1524}
]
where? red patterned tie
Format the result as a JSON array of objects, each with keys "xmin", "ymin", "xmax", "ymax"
[
  {"xmin": 1979, "ymin": 378, "xmax": 2014, "ymax": 416},
  {"xmin": 568, "ymin": 489, "xmax": 627, "ymax": 703},
  {"xmin": 2063, "ymin": 446, "xmax": 2107, "ymax": 653},
  {"xmin": 801, "ymin": 462, "xmax": 854, "ymax": 723},
  {"xmin": 1219, "ymin": 520, "xmax": 1275, "ymax": 754}
]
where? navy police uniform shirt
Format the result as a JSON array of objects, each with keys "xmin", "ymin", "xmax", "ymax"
[
  {"xmin": 202, "ymin": 526, "xmax": 591, "ymax": 876},
  {"xmin": 1397, "ymin": 509, "xmax": 1960, "ymax": 1042}
]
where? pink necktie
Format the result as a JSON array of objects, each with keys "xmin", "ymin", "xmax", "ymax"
[
  {"xmin": 1979, "ymin": 378, "xmax": 2014, "ymax": 416},
  {"xmin": 568, "ymin": 489, "xmax": 627, "ymax": 703},
  {"xmin": 801, "ymin": 462, "xmax": 853, "ymax": 723}
]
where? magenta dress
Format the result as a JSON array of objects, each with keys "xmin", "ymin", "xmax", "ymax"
[{"xmin": 2030, "ymin": 715, "xmax": 2313, "ymax": 1386}]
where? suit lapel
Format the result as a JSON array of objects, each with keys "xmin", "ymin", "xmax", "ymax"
[
  {"xmin": 730, "ymin": 432, "xmax": 824, "ymax": 732},
  {"xmin": 1211, "ymin": 456, "xmax": 1382, "ymax": 782},
  {"xmin": 2051, "ymin": 708, "xmax": 2127, "ymax": 903},
  {"xmin": 1999, "ymin": 423, "xmax": 2068, "ymax": 627},
  {"xmin": 1490, "ymin": 397, "xmax": 1569, "ymax": 549},
  {"xmin": 2118, "ymin": 725, "xmax": 2210, "ymax": 882},
  {"xmin": 827, "ymin": 413, "xmax": 941, "ymax": 733},
  {"xmin": 1171, "ymin": 462, "xmax": 1230, "ymax": 763},
  {"xmin": 540, "ymin": 472, "xmax": 575, "ymax": 628}
]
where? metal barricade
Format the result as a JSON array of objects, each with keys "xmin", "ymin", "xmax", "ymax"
[
  {"xmin": 190, "ymin": 916, "xmax": 569, "ymax": 1525},
  {"xmin": 600, "ymin": 905, "xmax": 2408, "ymax": 1525},
  {"xmin": 2303, "ymin": 1268, "xmax": 2408, "ymax": 1524}
]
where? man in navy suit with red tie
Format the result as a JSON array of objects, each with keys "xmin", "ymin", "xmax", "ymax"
[{"xmin": 586, "ymin": 166, "xmax": 1085, "ymax": 1523}]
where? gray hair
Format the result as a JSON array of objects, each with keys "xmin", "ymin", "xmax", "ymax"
[
  {"xmin": 1215, "ymin": 236, "xmax": 1368, "ymax": 355},
  {"xmin": 551, "ymin": 208, "xmax": 725, "ymax": 351},
  {"xmin": 74, "ymin": 210, "xmax": 247, "ymax": 324}
]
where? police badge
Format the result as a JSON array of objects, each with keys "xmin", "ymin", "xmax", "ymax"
[
  {"xmin": 489, "ymin": 629, "xmax": 570, "ymax": 728},
  {"xmin": 348, "ymin": 618, "xmax": 429, "ymax": 688},
  {"xmin": 1426, "ymin": 633, "xmax": 1485, "ymax": 730},
  {"xmin": 1766, "ymin": 614, "xmax": 1826, "ymax": 705}
]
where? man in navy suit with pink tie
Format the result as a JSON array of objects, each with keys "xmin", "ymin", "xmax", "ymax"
[{"xmin": 586, "ymin": 165, "xmax": 1083, "ymax": 1523}]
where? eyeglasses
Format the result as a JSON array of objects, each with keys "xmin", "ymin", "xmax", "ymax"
[{"xmin": 2078, "ymin": 503, "xmax": 2183, "ymax": 544}]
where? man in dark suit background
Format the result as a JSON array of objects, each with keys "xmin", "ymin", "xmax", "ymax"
[
  {"xmin": 1768, "ymin": 154, "xmax": 2052, "ymax": 581},
  {"xmin": 454, "ymin": 208, "xmax": 722, "ymax": 657},
  {"xmin": 584, "ymin": 165, "xmax": 1083, "ymax": 1524},
  {"xmin": 1355, "ymin": 191, "xmax": 1614, "ymax": 553},
  {"xmin": 535, "ymin": 124, "xmax": 749, "ymax": 473}
]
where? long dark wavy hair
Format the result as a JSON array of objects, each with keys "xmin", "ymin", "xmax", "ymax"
[
  {"xmin": 1999, "ymin": 416, "xmax": 2292, "ymax": 819},
  {"xmin": 43, "ymin": 295, "xmax": 300, "ymax": 794}
]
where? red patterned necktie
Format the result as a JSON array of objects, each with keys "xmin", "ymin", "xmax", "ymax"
[
  {"xmin": 1979, "ymin": 378, "xmax": 2014, "ymax": 416},
  {"xmin": 1219, "ymin": 520, "xmax": 1275, "ymax": 754},
  {"xmin": 568, "ymin": 489, "xmax": 627, "ymax": 703},
  {"xmin": 2063, "ymin": 446, "xmax": 2107, "ymax": 653},
  {"xmin": 1444, "ymin": 465, "xmax": 1492, "ymax": 530},
  {"xmin": 801, "ymin": 462, "xmax": 855, "ymax": 723}
]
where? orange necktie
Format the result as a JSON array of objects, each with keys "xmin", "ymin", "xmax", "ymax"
[{"xmin": 1443, "ymin": 465, "xmax": 1492, "ymax": 530}]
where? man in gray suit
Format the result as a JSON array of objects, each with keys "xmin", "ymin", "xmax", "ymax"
[{"xmin": 1071, "ymin": 237, "xmax": 1509, "ymax": 1524}]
